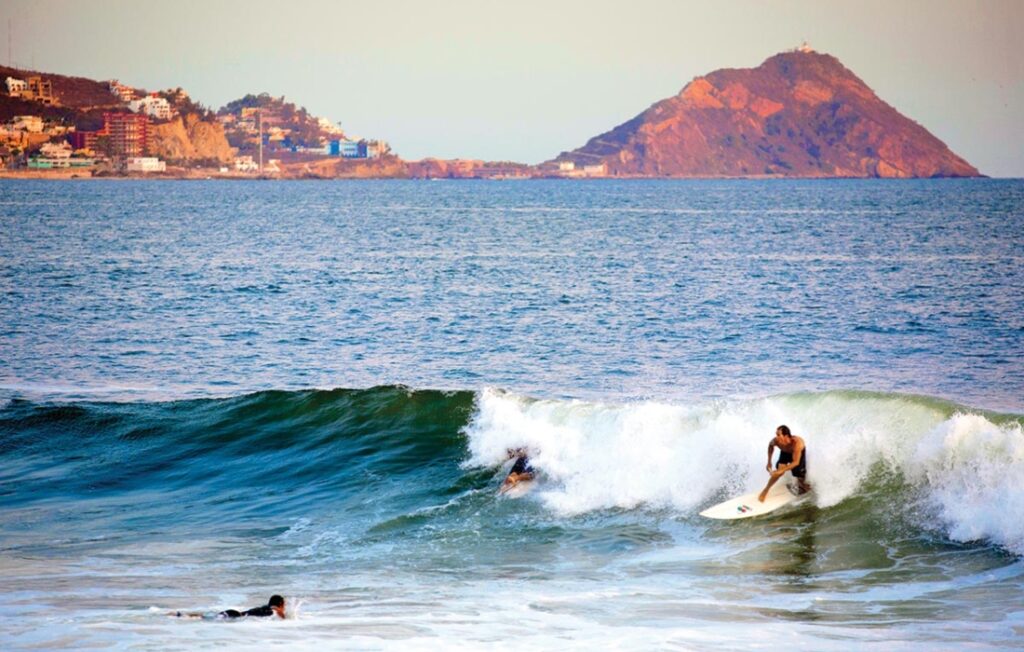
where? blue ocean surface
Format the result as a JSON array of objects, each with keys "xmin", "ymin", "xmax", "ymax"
[{"xmin": 1, "ymin": 179, "xmax": 1022, "ymax": 650}]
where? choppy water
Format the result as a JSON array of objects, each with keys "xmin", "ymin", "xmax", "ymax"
[{"xmin": 1, "ymin": 179, "xmax": 1023, "ymax": 650}]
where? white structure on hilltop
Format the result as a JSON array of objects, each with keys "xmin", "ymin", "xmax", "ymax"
[
  {"xmin": 109, "ymin": 80, "xmax": 136, "ymax": 102},
  {"xmin": 129, "ymin": 95, "xmax": 172, "ymax": 120},
  {"xmin": 6, "ymin": 77, "xmax": 27, "ymax": 95},
  {"xmin": 126, "ymin": 157, "xmax": 166, "ymax": 173},
  {"xmin": 317, "ymin": 117, "xmax": 345, "ymax": 136}
]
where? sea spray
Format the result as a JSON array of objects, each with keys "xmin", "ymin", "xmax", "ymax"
[{"xmin": 463, "ymin": 387, "xmax": 1024, "ymax": 552}]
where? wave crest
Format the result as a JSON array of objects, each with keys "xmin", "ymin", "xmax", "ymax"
[{"xmin": 463, "ymin": 388, "xmax": 1024, "ymax": 553}]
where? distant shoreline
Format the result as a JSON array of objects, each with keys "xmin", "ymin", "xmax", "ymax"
[{"xmin": 0, "ymin": 170, "xmax": 993, "ymax": 181}]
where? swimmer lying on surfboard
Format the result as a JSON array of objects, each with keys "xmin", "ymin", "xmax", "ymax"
[{"xmin": 498, "ymin": 448, "xmax": 535, "ymax": 494}]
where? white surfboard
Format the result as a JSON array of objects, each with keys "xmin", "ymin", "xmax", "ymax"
[
  {"xmin": 498, "ymin": 479, "xmax": 536, "ymax": 498},
  {"xmin": 700, "ymin": 478, "xmax": 807, "ymax": 520}
]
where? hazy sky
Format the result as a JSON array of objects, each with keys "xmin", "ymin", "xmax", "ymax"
[{"xmin": 2, "ymin": 0, "xmax": 1021, "ymax": 175}]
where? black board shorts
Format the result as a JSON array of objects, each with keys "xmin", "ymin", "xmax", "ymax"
[
  {"xmin": 510, "ymin": 456, "xmax": 533, "ymax": 475},
  {"xmin": 777, "ymin": 450, "xmax": 807, "ymax": 478}
]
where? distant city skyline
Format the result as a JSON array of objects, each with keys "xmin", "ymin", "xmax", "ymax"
[{"xmin": 2, "ymin": 0, "xmax": 1021, "ymax": 176}]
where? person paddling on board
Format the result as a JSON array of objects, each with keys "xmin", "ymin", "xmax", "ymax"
[
  {"xmin": 499, "ymin": 448, "xmax": 535, "ymax": 494},
  {"xmin": 170, "ymin": 594, "xmax": 286, "ymax": 620},
  {"xmin": 758, "ymin": 425, "xmax": 810, "ymax": 502}
]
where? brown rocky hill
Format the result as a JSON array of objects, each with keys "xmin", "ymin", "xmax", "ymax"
[
  {"xmin": 552, "ymin": 49, "xmax": 979, "ymax": 178},
  {"xmin": 149, "ymin": 114, "xmax": 235, "ymax": 163},
  {"xmin": 0, "ymin": 65, "xmax": 119, "ymax": 130}
]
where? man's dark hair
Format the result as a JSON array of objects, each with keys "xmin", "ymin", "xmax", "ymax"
[
  {"xmin": 269, "ymin": 595, "xmax": 284, "ymax": 608},
  {"xmin": 777, "ymin": 425, "xmax": 791, "ymax": 437}
]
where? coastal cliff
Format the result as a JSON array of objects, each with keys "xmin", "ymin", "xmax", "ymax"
[
  {"xmin": 552, "ymin": 50, "xmax": 980, "ymax": 178},
  {"xmin": 149, "ymin": 114, "xmax": 235, "ymax": 163}
]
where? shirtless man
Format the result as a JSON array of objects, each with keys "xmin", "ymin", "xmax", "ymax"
[
  {"xmin": 758, "ymin": 425, "xmax": 810, "ymax": 502},
  {"xmin": 499, "ymin": 448, "xmax": 535, "ymax": 494}
]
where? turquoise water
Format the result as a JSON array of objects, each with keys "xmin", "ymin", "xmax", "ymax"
[{"xmin": 1, "ymin": 179, "xmax": 1023, "ymax": 650}]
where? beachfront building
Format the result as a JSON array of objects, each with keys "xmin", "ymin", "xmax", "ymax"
[
  {"xmin": 67, "ymin": 113, "xmax": 150, "ymax": 158},
  {"xmin": 103, "ymin": 112, "xmax": 149, "ymax": 157},
  {"xmin": 234, "ymin": 155, "xmax": 259, "ymax": 173},
  {"xmin": 129, "ymin": 94, "xmax": 172, "ymax": 121},
  {"xmin": 39, "ymin": 141, "xmax": 72, "ymax": 159},
  {"xmin": 28, "ymin": 142, "xmax": 95, "ymax": 169},
  {"xmin": 66, "ymin": 130, "xmax": 100, "ymax": 152},
  {"xmin": 328, "ymin": 138, "xmax": 389, "ymax": 159},
  {"xmin": 126, "ymin": 157, "xmax": 166, "ymax": 173}
]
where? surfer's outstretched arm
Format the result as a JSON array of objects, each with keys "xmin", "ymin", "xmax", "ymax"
[{"xmin": 759, "ymin": 439, "xmax": 784, "ymax": 502}]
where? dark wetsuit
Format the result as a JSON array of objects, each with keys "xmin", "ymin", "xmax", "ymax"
[
  {"xmin": 510, "ymin": 456, "xmax": 533, "ymax": 475},
  {"xmin": 218, "ymin": 605, "xmax": 276, "ymax": 619},
  {"xmin": 777, "ymin": 449, "xmax": 807, "ymax": 479}
]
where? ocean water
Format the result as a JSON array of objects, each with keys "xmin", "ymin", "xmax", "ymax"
[{"xmin": 1, "ymin": 178, "xmax": 1022, "ymax": 650}]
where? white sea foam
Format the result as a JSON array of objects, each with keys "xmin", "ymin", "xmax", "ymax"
[{"xmin": 464, "ymin": 388, "xmax": 1024, "ymax": 553}]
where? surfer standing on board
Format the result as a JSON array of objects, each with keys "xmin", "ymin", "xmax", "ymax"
[
  {"xmin": 499, "ymin": 448, "xmax": 535, "ymax": 494},
  {"xmin": 758, "ymin": 425, "xmax": 810, "ymax": 502}
]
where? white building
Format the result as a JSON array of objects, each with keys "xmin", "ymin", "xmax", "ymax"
[
  {"xmin": 39, "ymin": 141, "xmax": 72, "ymax": 159},
  {"xmin": 6, "ymin": 77, "xmax": 27, "ymax": 95},
  {"xmin": 317, "ymin": 117, "xmax": 344, "ymax": 136},
  {"xmin": 108, "ymin": 80, "xmax": 136, "ymax": 103},
  {"xmin": 558, "ymin": 161, "xmax": 575, "ymax": 172},
  {"xmin": 126, "ymin": 157, "xmax": 166, "ymax": 173},
  {"xmin": 10, "ymin": 115, "xmax": 44, "ymax": 133},
  {"xmin": 234, "ymin": 155, "xmax": 259, "ymax": 173},
  {"xmin": 129, "ymin": 95, "xmax": 172, "ymax": 120}
]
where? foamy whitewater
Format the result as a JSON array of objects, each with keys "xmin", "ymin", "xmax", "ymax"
[{"xmin": 1, "ymin": 179, "xmax": 1023, "ymax": 650}]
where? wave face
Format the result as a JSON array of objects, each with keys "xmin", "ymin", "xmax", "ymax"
[
  {"xmin": 3, "ymin": 386, "xmax": 1024, "ymax": 650},
  {"xmin": 0, "ymin": 387, "xmax": 475, "ymax": 540},
  {"xmin": 3, "ymin": 386, "xmax": 1022, "ymax": 554}
]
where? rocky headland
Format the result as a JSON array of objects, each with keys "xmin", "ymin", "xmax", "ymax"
[{"xmin": 550, "ymin": 49, "xmax": 979, "ymax": 178}]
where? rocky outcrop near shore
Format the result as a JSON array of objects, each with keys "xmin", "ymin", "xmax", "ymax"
[
  {"xmin": 149, "ymin": 114, "xmax": 235, "ymax": 163},
  {"xmin": 552, "ymin": 50, "xmax": 980, "ymax": 178}
]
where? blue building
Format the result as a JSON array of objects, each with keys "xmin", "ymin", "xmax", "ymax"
[{"xmin": 329, "ymin": 139, "xmax": 366, "ymax": 158}]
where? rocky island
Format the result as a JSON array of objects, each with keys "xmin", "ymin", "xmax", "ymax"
[{"xmin": 551, "ymin": 46, "xmax": 979, "ymax": 178}]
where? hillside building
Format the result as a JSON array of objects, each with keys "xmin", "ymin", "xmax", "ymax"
[
  {"xmin": 129, "ymin": 94, "xmax": 172, "ymax": 120},
  {"xmin": 9, "ymin": 115, "xmax": 44, "ymax": 133},
  {"xmin": 108, "ymin": 80, "xmax": 136, "ymax": 103},
  {"xmin": 67, "ymin": 112, "xmax": 150, "ymax": 158},
  {"xmin": 5, "ymin": 77, "xmax": 27, "ymax": 95},
  {"xmin": 26, "ymin": 77, "xmax": 55, "ymax": 105}
]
